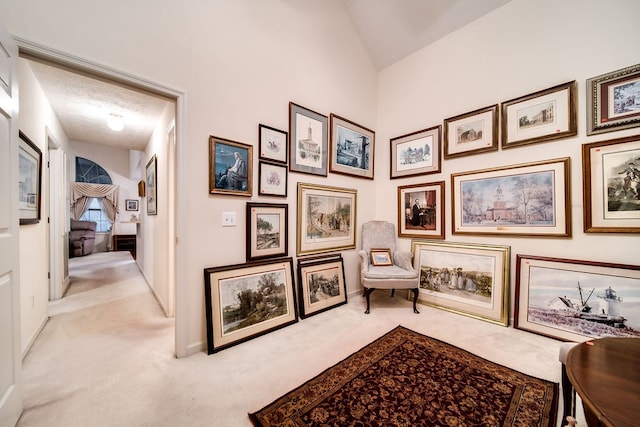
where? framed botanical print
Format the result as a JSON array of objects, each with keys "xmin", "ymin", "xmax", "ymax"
[
  {"xmin": 444, "ymin": 105, "xmax": 498, "ymax": 159},
  {"xmin": 145, "ymin": 155, "xmax": 157, "ymax": 215},
  {"xmin": 582, "ymin": 134, "xmax": 640, "ymax": 233},
  {"xmin": 397, "ymin": 181, "xmax": 445, "ymax": 239},
  {"xmin": 209, "ymin": 135, "xmax": 253, "ymax": 196},
  {"xmin": 18, "ymin": 131, "xmax": 42, "ymax": 225},
  {"xmin": 289, "ymin": 102, "xmax": 328, "ymax": 176},
  {"xmin": 259, "ymin": 124, "xmax": 288, "ymax": 164},
  {"xmin": 258, "ymin": 161, "xmax": 288, "ymax": 197},
  {"xmin": 246, "ymin": 202, "xmax": 288, "ymax": 261},
  {"xmin": 390, "ymin": 125, "xmax": 441, "ymax": 179},
  {"xmin": 329, "ymin": 113, "xmax": 374, "ymax": 179}
]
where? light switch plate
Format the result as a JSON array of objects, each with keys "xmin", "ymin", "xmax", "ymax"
[{"xmin": 222, "ymin": 211, "xmax": 236, "ymax": 227}]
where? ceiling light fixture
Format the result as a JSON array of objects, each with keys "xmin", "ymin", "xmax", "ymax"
[{"xmin": 107, "ymin": 113, "xmax": 125, "ymax": 132}]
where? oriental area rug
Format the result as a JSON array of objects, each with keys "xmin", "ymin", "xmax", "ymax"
[{"xmin": 249, "ymin": 326, "xmax": 558, "ymax": 427}]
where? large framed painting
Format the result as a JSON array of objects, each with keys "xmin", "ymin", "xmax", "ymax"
[
  {"xmin": 145, "ymin": 154, "xmax": 157, "ymax": 215},
  {"xmin": 389, "ymin": 125, "xmax": 441, "ymax": 179},
  {"xmin": 18, "ymin": 131, "xmax": 42, "ymax": 225},
  {"xmin": 397, "ymin": 181, "xmax": 445, "ymax": 239},
  {"xmin": 259, "ymin": 124, "xmax": 288, "ymax": 164},
  {"xmin": 297, "ymin": 255, "xmax": 347, "ymax": 319},
  {"xmin": 451, "ymin": 157, "xmax": 571, "ymax": 237},
  {"xmin": 582, "ymin": 134, "xmax": 640, "ymax": 233},
  {"xmin": 444, "ymin": 105, "xmax": 498, "ymax": 159},
  {"xmin": 587, "ymin": 63, "xmax": 640, "ymax": 135},
  {"xmin": 246, "ymin": 202, "xmax": 288, "ymax": 261},
  {"xmin": 289, "ymin": 102, "xmax": 328, "ymax": 176},
  {"xmin": 411, "ymin": 240, "xmax": 510, "ymax": 326},
  {"xmin": 297, "ymin": 182, "xmax": 357, "ymax": 255},
  {"xmin": 515, "ymin": 254, "xmax": 640, "ymax": 342},
  {"xmin": 204, "ymin": 257, "xmax": 298, "ymax": 354},
  {"xmin": 209, "ymin": 135, "xmax": 253, "ymax": 196},
  {"xmin": 329, "ymin": 114, "xmax": 374, "ymax": 179},
  {"xmin": 501, "ymin": 81, "xmax": 577, "ymax": 149}
]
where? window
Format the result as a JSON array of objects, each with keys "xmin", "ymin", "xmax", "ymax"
[
  {"xmin": 76, "ymin": 157, "xmax": 113, "ymax": 232},
  {"xmin": 80, "ymin": 198, "xmax": 112, "ymax": 232}
]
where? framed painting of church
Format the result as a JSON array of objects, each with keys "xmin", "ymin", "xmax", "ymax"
[
  {"xmin": 289, "ymin": 102, "xmax": 328, "ymax": 176},
  {"xmin": 451, "ymin": 157, "xmax": 571, "ymax": 237},
  {"xmin": 329, "ymin": 114, "xmax": 375, "ymax": 179}
]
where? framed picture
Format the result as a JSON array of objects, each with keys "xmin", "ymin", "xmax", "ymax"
[
  {"xmin": 397, "ymin": 181, "xmax": 445, "ymax": 239},
  {"xmin": 289, "ymin": 102, "xmax": 328, "ymax": 176},
  {"xmin": 582, "ymin": 134, "xmax": 640, "ymax": 233},
  {"xmin": 137, "ymin": 180, "xmax": 145, "ymax": 197},
  {"xmin": 125, "ymin": 199, "xmax": 139, "ymax": 211},
  {"xmin": 258, "ymin": 161, "xmax": 288, "ymax": 197},
  {"xmin": 246, "ymin": 202, "xmax": 288, "ymax": 261},
  {"xmin": 411, "ymin": 240, "xmax": 510, "ymax": 326},
  {"xmin": 501, "ymin": 81, "xmax": 577, "ymax": 149},
  {"xmin": 329, "ymin": 114, "xmax": 374, "ymax": 179},
  {"xmin": 18, "ymin": 131, "xmax": 42, "ymax": 225},
  {"xmin": 297, "ymin": 256, "xmax": 347, "ymax": 319},
  {"xmin": 259, "ymin": 124, "xmax": 288, "ymax": 164},
  {"xmin": 390, "ymin": 125, "xmax": 441, "ymax": 179},
  {"xmin": 145, "ymin": 155, "xmax": 157, "ymax": 215},
  {"xmin": 209, "ymin": 135, "xmax": 253, "ymax": 196},
  {"xmin": 370, "ymin": 248, "xmax": 393, "ymax": 266},
  {"xmin": 451, "ymin": 157, "xmax": 571, "ymax": 237},
  {"xmin": 297, "ymin": 182, "xmax": 357, "ymax": 255},
  {"xmin": 515, "ymin": 254, "xmax": 640, "ymax": 341},
  {"xmin": 444, "ymin": 104, "xmax": 498, "ymax": 159},
  {"xmin": 587, "ymin": 63, "xmax": 640, "ymax": 135},
  {"xmin": 203, "ymin": 257, "xmax": 298, "ymax": 354}
]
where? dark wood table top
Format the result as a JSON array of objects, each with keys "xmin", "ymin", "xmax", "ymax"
[{"xmin": 566, "ymin": 337, "xmax": 640, "ymax": 427}]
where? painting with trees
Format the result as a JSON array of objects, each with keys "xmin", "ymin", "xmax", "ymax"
[{"xmin": 246, "ymin": 203, "xmax": 288, "ymax": 261}]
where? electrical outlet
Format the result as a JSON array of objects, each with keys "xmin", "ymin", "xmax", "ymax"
[{"xmin": 222, "ymin": 212, "xmax": 236, "ymax": 227}]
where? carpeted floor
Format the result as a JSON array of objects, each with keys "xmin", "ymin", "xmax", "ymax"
[
  {"xmin": 250, "ymin": 326, "xmax": 558, "ymax": 426},
  {"xmin": 17, "ymin": 251, "xmax": 582, "ymax": 426}
]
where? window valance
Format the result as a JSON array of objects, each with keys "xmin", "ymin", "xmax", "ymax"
[{"xmin": 70, "ymin": 182, "xmax": 119, "ymax": 222}]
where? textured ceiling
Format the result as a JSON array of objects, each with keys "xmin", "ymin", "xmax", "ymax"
[{"xmin": 26, "ymin": 1, "xmax": 510, "ymax": 151}]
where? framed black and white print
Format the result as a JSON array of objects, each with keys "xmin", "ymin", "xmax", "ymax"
[
  {"xmin": 289, "ymin": 102, "xmax": 328, "ymax": 176},
  {"xmin": 258, "ymin": 161, "xmax": 288, "ymax": 197},
  {"xmin": 259, "ymin": 124, "xmax": 288, "ymax": 164},
  {"xmin": 444, "ymin": 105, "xmax": 498, "ymax": 159},
  {"xmin": 329, "ymin": 114, "xmax": 374, "ymax": 179},
  {"xmin": 18, "ymin": 131, "xmax": 42, "ymax": 225}
]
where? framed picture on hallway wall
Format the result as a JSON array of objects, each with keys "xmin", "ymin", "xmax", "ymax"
[
  {"xmin": 259, "ymin": 124, "xmax": 288, "ymax": 164},
  {"xmin": 18, "ymin": 131, "xmax": 42, "ymax": 225},
  {"xmin": 444, "ymin": 104, "xmax": 498, "ymax": 159},
  {"xmin": 246, "ymin": 202, "xmax": 288, "ymax": 261},
  {"xmin": 329, "ymin": 114, "xmax": 375, "ymax": 179},
  {"xmin": 296, "ymin": 183, "xmax": 356, "ymax": 255},
  {"xmin": 289, "ymin": 102, "xmax": 328, "ymax": 176},
  {"xmin": 145, "ymin": 155, "xmax": 157, "ymax": 215},
  {"xmin": 209, "ymin": 136, "xmax": 253, "ymax": 197},
  {"xmin": 397, "ymin": 181, "xmax": 445, "ymax": 239},
  {"xmin": 204, "ymin": 257, "xmax": 298, "ymax": 354}
]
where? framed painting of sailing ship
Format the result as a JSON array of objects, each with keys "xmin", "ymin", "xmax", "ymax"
[
  {"xmin": 246, "ymin": 202, "xmax": 288, "ymax": 261},
  {"xmin": 582, "ymin": 135, "xmax": 640, "ymax": 233},
  {"xmin": 515, "ymin": 255, "xmax": 640, "ymax": 342}
]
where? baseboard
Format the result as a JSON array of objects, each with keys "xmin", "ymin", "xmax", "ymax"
[
  {"xmin": 187, "ymin": 341, "xmax": 205, "ymax": 357},
  {"xmin": 22, "ymin": 314, "xmax": 49, "ymax": 360}
]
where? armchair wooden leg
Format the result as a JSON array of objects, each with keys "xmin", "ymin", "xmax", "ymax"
[
  {"xmin": 363, "ymin": 288, "xmax": 374, "ymax": 314},
  {"xmin": 410, "ymin": 288, "xmax": 420, "ymax": 314}
]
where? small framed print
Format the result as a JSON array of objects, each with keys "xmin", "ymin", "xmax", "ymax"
[
  {"xmin": 369, "ymin": 248, "xmax": 393, "ymax": 266},
  {"xmin": 246, "ymin": 202, "xmax": 288, "ymax": 261},
  {"xmin": 329, "ymin": 114, "xmax": 374, "ymax": 179},
  {"xmin": 444, "ymin": 105, "xmax": 498, "ymax": 159},
  {"xmin": 397, "ymin": 181, "xmax": 445, "ymax": 239},
  {"xmin": 259, "ymin": 124, "xmax": 288, "ymax": 164},
  {"xmin": 390, "ymin": 125, "xmax": 441, "ymax": 179},
  {"xmin": 258, "ymin": 161, "xmax": 288, "ymax": 197},
  {"xmin": 297, "ymin": 255, "xmax": 347, "ymax": 319},
  {"xmin": 209, "ymin": 135, "xmax": 253, "ymax": 196},
  {"xmin": 501, "ymin": 81, "xmax": 577, "ymax": 149},
  {"xmin": 289, "ymin": 102, "xmax": 328, "ymax": 176},
  {"xmin": 18, "ymin": 131, "xmax": 42, "ymax": 225},
  {"xmin": 587, "ymin": 63, "xmax": 640, "ymax": 135},
  {"xmin": 125, "ymin": 199, "xmax": 139, "ymax": 211},
  {"xmin": 146, "ymin": 155, "xmax": 157, "ymax": 215},
  {"xmin": 582, "ymin": 134, "xmax": 640, "ymax": 233}
]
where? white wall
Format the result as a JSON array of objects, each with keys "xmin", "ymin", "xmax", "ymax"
[
  {"xmin": 376, "ymin": 0, "xmax": 640, "ymax": 321},
  {"xmin": 17, "ymin": 58, "xmax": 69, "ymax": 355}
]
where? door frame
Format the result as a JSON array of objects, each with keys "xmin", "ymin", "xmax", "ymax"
[{"xmin": 15, "ymin": 37, "xmax": 189, "ymax": 358}]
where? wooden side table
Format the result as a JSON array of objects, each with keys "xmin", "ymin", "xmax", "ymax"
[{"xmin": 113, "ymin": 234, "xmax": 136, "ymax": 259}]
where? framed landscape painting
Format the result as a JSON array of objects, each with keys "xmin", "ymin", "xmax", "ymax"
[
  {"xmin": 297, "ymin": 256, "xmax": 347, "ymax": 319},
  {"xmin": 515, "ymin": 255, "xmax": 640, "ymax": 342},
  {"xmin": 582, "ymin": 134, "xmax": 640, "ymax": 233},
  {"xmin": 390, "ymin": 125, "xmax": 441, "ymax": 179},
  {"xmin": 18, "ymin": 131, "xmax": 42, "ymax": 225},
  {"xmin": 297, "ymin": 183, "xmax": 356, "ymax": 255},
  {"xmin": 204, "ymin": 257, "xmax": 298, "ymax": 354},
  {"xmin": 209, "ymin": 135, "xmax": 253, "ymax": 196},
  {"xmin": 289, "ymin": 102, "xmax": 328, "ymax": 176},
  {"xmin": 397, "ymin": 181, "xmax": 445, "ymax": 239},
  {"xmin": 329, "ymin": 114, "xmax": 374, "ymax": 179},
  {"xmin": 411, "ymin": 240, "xmax": 510, "ymax": 326},
  {"xmin": 444, "ymin": 105, "xmax": 498, "ymax": 159},
  {"xmin": 451, "ymin": 157, "xmax": 571, "ymax": 237},
  {"xmin": 246, "ymin": 202, "xmax": 288, "ymax": 261}
]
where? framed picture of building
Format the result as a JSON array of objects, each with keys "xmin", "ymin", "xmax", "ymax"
[
  {"xmin": 289, "ymin": 102, "xmax": 328, "ymax": 176},
  {"xmin": 451, "ymin": 157, "xmax": 571, "ymax": 237},
  {"xmin": 329, "ymin": 114, "xmax": 374, "ymax": 179},
  {"xmin": 444, "ymin": 105, "xmax": 498, "ymax": 159},
  {"xmin": 390, "ymin": 125, "xmax": 441, "ymax": 179}
]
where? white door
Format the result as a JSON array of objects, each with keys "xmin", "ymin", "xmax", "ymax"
[{"xmin": 0, "ymin": 19, "xmax": 23, "ymax": 427}]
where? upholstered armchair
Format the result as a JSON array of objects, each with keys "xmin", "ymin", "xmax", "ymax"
[
  {"xmin": 69, "ymin": 219, "xmax": 97, "ymax": 257},
  {"xmin": 359, "ymin": 220, "xmax": 420, "ymax": 314}
]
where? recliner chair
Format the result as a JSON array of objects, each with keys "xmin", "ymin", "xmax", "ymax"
[{"xmin": 69, "ymin": 219, "xmax": 97, "ymax": 257}]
